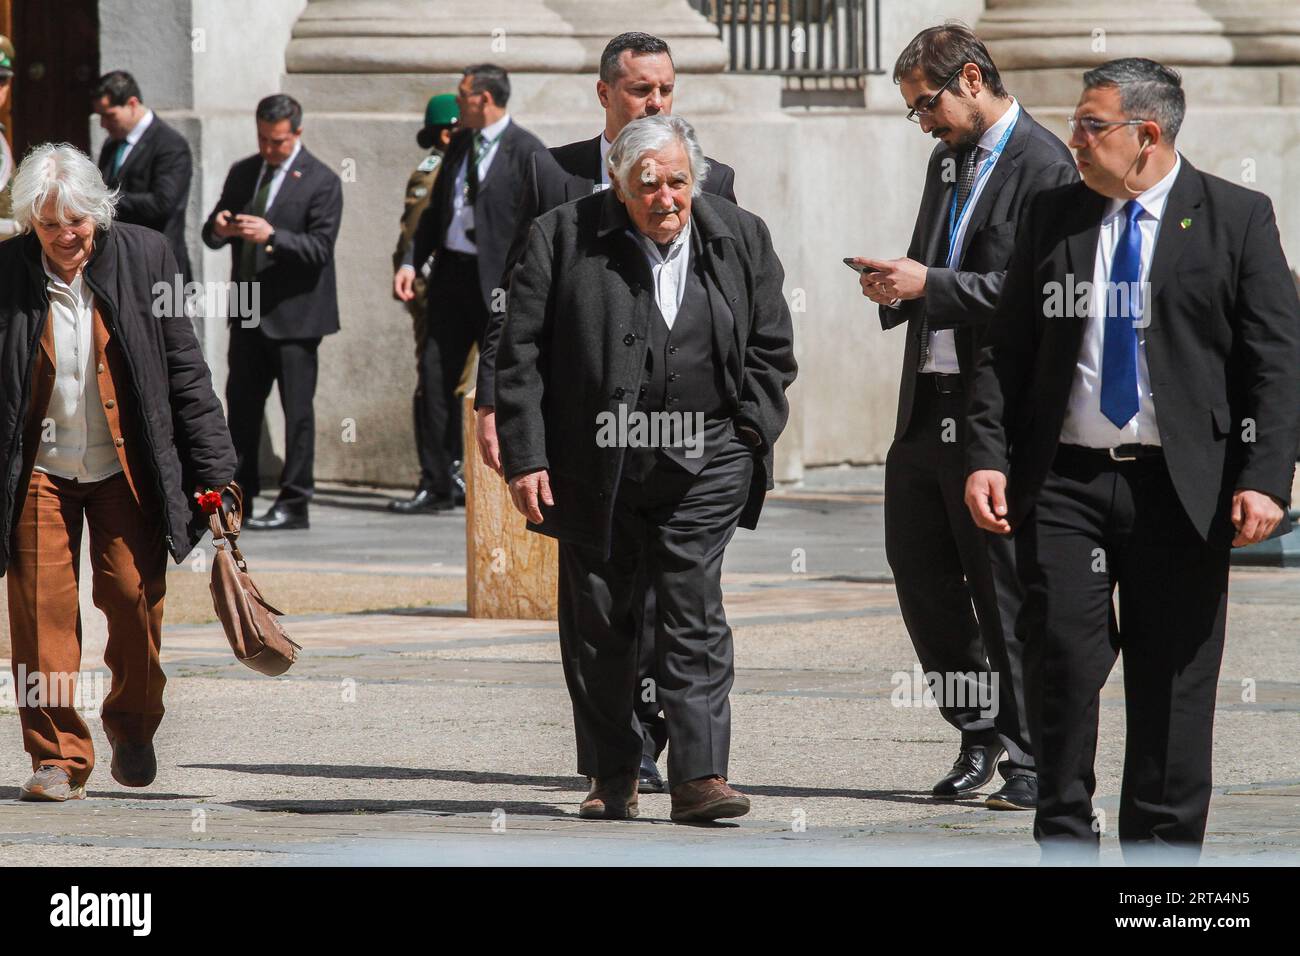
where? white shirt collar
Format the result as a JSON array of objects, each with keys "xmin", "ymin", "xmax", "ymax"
[
  {"xmin": 125, "ymin": 109, "xmax": 155, "ymax": 146},
  {"xmin": 631, "ymin": 215, "xmax": 691, "ymax": 264},
  {"xmin": 599, "ymin": 132, "xmax": 614, "ymax": 184},
  {"xmin": 1104, "ymin": 153, "xmax": 1182, "ymax": 223},
  {"xmin": 977, "ymin": 97, "xmax": 1019, "ymax": 153},
  {"xmin": 41, "ymin": 253, "xmax": 89, "ymax": 300},
  {"xmin": 478, "ymin": 113, "xmax": 511, "ymax": 144},
  {"xmin": 266, "ymin": 139, "xmax": 302, "ymax": 175}
]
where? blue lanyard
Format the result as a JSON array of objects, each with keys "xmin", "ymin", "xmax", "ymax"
[{"xmin": 945, "ymin": 114, "xmax": 1018, "ymax": 264}]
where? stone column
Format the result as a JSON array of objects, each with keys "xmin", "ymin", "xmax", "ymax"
[{"xmin": 978, "ymin": 1, "xmax": 1300, "ymax": 104}]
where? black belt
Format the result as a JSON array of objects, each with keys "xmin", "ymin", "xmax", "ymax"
[
  {"xmin": 916, "ymin": 372, "xmax": 962, "ymax": 395},
  {"xmin": 1057, "ymin": 442, "xmax": 1164, "ymax": 464},
  {"xmin": 438, "ymin": 249, "xmax": 478, "ymax": 263}
]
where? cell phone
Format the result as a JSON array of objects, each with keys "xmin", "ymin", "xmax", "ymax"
[{"xmin": 843, "ymin": 258, "xmax": 880, "ymax": 274}]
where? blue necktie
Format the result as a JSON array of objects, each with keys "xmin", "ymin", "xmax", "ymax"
[{"xmin": 1100, "ymin": 199, "xmax": 1144, "ymax": 429}]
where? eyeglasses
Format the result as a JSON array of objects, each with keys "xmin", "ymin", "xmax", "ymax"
[
  {"xmin": 906, "ymin": 67, "xmax": 964, "ymax": 123},
  {"xmin": 1067, "ymin": 116, "xmax": 1151, "ymax": 140}
]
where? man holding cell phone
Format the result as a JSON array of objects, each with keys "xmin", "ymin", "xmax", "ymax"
[
  {"xmin": 851, "ymin": 23, "xmax": 1075, "ymax": 810},
  {"xmin": 203, "ymin": 93, "xmax": 343, "ymax": 532}
]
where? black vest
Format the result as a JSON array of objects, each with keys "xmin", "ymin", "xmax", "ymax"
[{"xmin": 624, "ymin": 231, "xmax": 735, "ymax": 481}]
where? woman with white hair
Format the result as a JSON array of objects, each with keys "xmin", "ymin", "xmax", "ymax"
[{"xmin": 0, "ymin": 143, "xmax": 235, "ymax": 801}]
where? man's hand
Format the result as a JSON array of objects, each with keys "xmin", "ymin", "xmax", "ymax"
[
  {"xmin": 1231, "ymin": 489, "xmax": 1285, "ymax": 547},
  {"xmin": 394, "ymin": 266, "xmax": 416, "ymax": 302},
  {"xmin": 508, "ymin": 468, "xmax": 553, "ymax": 524},
  {"xmin": 476, "ymin": 406, "xmax": 502, "ymax": 475},
  {"xmin": 853, "ymin": 256, "xmax": 928, "ymax": 302},
  {"xmin": 965, "ymin": 469, "xmax": 1012, "ymax": 534},
  {"xmin": 212, "ymin": 209, "xmax": 239, "ymax": 239},
  {"xmin": 235, "ymin": 214, "xmax": 273, "ymax": 245}
]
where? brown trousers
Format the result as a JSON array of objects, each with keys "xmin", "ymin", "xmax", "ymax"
[{"xmin": 6, "ymin": 470, "xmax": 168, "ymax": 785}]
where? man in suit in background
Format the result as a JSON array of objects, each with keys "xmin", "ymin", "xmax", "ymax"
[
  {"xmin": 965, "ymin": 58, "xmax": 1300, "ymax": 861},
  {"xmin": 203, "ymin": 93, "xmax": 343, "ymax": 531},
  {"xmin": 93, "ymin": 70, "xmax": 194, "ymax": 281},
  {"xmin": 855, "ymin": 23, "xmax": 1077, "ymax": 810},
  {"xmin": 474, "ymin": 31, "xmax": 739, "ymax": 794},
  {"xmin": 389, "ymin": 92, "xmax": 459, "ymax": 513},
  {"xmin": 398, "ymin": 64, "xmax": 547, "ymax": 512}
]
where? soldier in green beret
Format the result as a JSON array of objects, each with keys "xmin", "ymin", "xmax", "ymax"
[
  {"xmin": 389, "ymin": 93, "xmax": 462, "ymax": 512},
  {"xmin": 0, "ymin": 36, "xmax": 18, "ymax": 240}
]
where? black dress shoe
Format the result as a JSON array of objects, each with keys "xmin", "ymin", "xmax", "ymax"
[
  {"xmin": 387, "ymin": 488, "xmax": 456, "ymax": 514},
  {"xmin": 449, "ymin": 461, "xmax": 467, "ymax": 507},
  {"xmin": 638, "ymin": 754, "xmax": 666, "ymax": 794},
  {"xmin": 985, "ymin": 773, "xmax": 1037, "ymax": 811},
  {"xmin": 110, "ymin": 740, "xmax": 157, "ymax": 787},
  {"xmin": 246, "ymin": 502, "xmax": 309, "ymax": 531},
  {"xmin": 932, "ymin": 743, "xmax": 1004, "ymax": 799}
]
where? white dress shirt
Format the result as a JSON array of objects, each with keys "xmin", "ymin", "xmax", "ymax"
[
  {"xmin": 1060, "ymin": 154, "xmax": 1183, "ymax": 448},
  {"xmin": 630, "ymin": 217, "xmax": 692, "ymax": 330},
  {"xmin": 114, "ymin": 108, "xmax": 155, "ymax": 170},
  {"xmin": 922, "ymin": 98, "xmax": 1021, "ymax": 374},
  {"xmin": 255, "ymin": 138, "xmax": 302, "ymax": 213},
  {"xmin": 34, "ymin": 257, "xmax": 123, "ymax": 482},
  {"xmin": 597, "ymin": 132, "xmax": 614, "ymax": 190},
  {"xmin": 445, "ymin": 114, "xmax": 512, "ymax": 255}
]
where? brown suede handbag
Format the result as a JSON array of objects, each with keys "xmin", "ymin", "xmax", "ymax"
[{"xmin": 208, "ymin": 483, "xmax": 300, "ymax": 676}]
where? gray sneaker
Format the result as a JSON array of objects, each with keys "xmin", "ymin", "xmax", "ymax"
[{"xmin": 19, "ymin": 765, "xmax": 86, "ymax": 802}]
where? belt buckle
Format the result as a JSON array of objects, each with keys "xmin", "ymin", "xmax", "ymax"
[{"xmin": 1108, "ymin": 446, "xmax": 1137, "ymax": 462}]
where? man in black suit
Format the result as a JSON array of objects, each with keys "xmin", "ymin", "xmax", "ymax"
[
  {"xmin": 496, "ymin": 114, "xmax": 796, "ymax": 823},
  {"xmin": 92, "ymin": 71, "xmax": 193, "ymax": 281},
  {"xmin": 964, "ymin": 58, "xmax": 1300, "ymax": 861},
  {"xmin": 202, "ymin": 94, "xmax": 343, "ymax": 531},
  {"xmin": 397, "ymin": 64, "xmax": 547, "ymax": 512},
  {"xmin": 474, "ymin": 32, "xmax": 739, "ymax": 794},
  {"xmin": 855, "ymin": 24, "xmax": 1077, "ymax": 810}
]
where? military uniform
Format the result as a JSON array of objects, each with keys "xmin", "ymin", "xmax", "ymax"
[{"xmin": 393, "ymin": 150, "xmax": 443, "ymax": 354}]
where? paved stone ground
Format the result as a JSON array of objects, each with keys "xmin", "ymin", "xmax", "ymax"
[{"xmin": 0, "ymin": 480, "xmax": 1296, "ymax": 866}]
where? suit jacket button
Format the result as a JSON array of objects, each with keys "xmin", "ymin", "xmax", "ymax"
[
  {"xmin": 613, "ymin": 387, "xmax": 625, "ymax": 399},
  {"xmin": 623, "ymin": 333, "xmax": 635, "ymax": 346}
]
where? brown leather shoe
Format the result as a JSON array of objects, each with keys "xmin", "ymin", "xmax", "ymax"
[
  {"xmin": 670, "ymin": 775, "xmax": 750, "ymax": 822},
  {"xmin": 110, "ymin": 740, "xmax": 157, "ymax": 787},
  {"xmin": 578, "ymin": 771, "xmax": 639, "ymax": 819},
  {"xmin": 19, "ymin": 766, "xmax": 86, "ymax": 802}
]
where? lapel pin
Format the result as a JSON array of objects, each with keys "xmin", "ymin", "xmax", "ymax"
[
  {"xmin": 1180, "ymin": 217, "xmax": 1192, "ymax": 229},
  {"xmin": 292, "ymin": 169, "xmax": 302, "ymax": 179}
]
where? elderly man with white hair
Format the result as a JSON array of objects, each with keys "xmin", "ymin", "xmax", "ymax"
[
  {"xmin": 495, "ymin": 114, "xmax": 797, "ymax": 823},
  {"xmin": 0, "ymin": 144, "xmax": 235, "ymax": 801}
]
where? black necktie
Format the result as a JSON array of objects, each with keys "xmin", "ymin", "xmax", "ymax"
[{"xmin": 917, "ymin": 145, "xmax": 981, "ymax": 372}]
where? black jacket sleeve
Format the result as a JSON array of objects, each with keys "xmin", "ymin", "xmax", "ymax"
[
  {"xmin": 964, "ymin": 191, "xmax": 1045, "ymax": 477},
  {"xmin": 495, "ymin": 221, "xmax": 554, "ymax": 481},
  {"xmin": 925, "ymin": 158, "xmax": 1078, "ymax": 331},
  {"xmin": 1232, "ymin": 193, "xmax": 1300, "ymax": 504},
  {"xmin": 475, "ymin": 154, "xmax": 544, "ymax": 409},
  {"xmin": 736, "ymin": 215, "xmax": 798, "ymax": 459},
  {"xmin": 115, "ymin": 132, "xmax": 192, "ymax": 229},
  {"xmin": 201, "ymin": 164, "xmax": 243, "ymax": 250},
  {"xmin": 155, "ymin": 241, "xmax": 237, "ymax": 485},
  {"xmin": 267, "ymin": 171, "xmax": 343, "ymax": 270}
]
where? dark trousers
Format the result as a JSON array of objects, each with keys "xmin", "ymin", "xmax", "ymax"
[
  {"xmin": 418, "ymin": 250, "xmax": 488, "ymax": 495},
  {"xmin": 557, "ymin": 438, "xmax": 754, "ymax": 787},
  {"xmin": 634, "ymin": 580, "xmax": 666, "ymax": 761},
  {"xmin": 1017, "ymin": 445, "xmax": 1230, "ymax": 861},
  {"xmin": 226, "ymin": 325, "xmax": 320, "ymax": 506},
  {"xmin": 885, "ymin": 378, "xmax": 1032, "ymax": 776}
]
